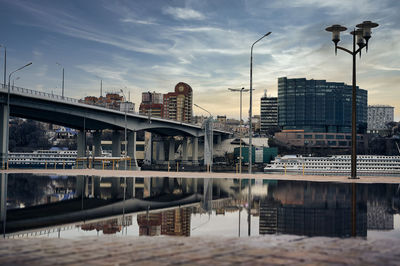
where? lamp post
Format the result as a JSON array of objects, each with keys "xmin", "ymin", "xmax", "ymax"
[
  {"xmin": 228, "ymin": 87, "xmax": 249, "ymax": 173},
  {"xmin": 249, "ymin": 32, "xmax": 271, "ymax": 175},
  {"xmin": 56, "ymin": 62, "xmax": 64, "ymax": 98},
  {"xmin": 0, "ymin": 45, "xmax": 5, "ymax": 89},
  {"xmin": 6, "ymin": 62, "xmax": 32, "ymax": 168},
  {"xmin": 248, "ymin": 32, "xmax": 271, "ymax": 236},
  {"xmin": 326, "ymin": 21, "xmax": 378, "ymax": 179},
  {"xmin": 12, "ymin": 77, "xmax": 20, "ymax": 90},
  {"xmin": 120, "ymin": 89, "xmax": 128, "ymax": 171},
  {"xmin": 194, "ymin": 103, "xmax": 213, "ymax": 172}
]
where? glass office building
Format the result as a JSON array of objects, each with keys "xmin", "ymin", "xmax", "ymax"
[{"xmin": 278, "ymin": 77, "xmax": 367, "ymax": 133}]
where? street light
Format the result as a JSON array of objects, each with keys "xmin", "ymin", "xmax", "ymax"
[
  {"xmin": 228, "ymin": 87, "xmax": 249, "ymax": 174},
  {"xmin": 12, "ymin": 77, "xmax": 20, "ymax": 89},
  {"xmin": 6, "ymin": 62, "xmax": 32, "ymax": 168},
  {"xmin": 120, "ymin": 89, "xmax": 128, "ymax": 171},
  {"xmin": 249, "ymin": 32, "xmax": 271, "ymax": 175},
  {"xmin": 0, "ymin": 45, "xmax": 6, "ymax": 89},
  {"xmin": 248, "ymin": 32, "xmax": 271, "ymax": 236},
  {"xmin": 56, "ymin": 62, "xmax": 65, "ymax": 98},
  {"xmin": 326, "ymin": 21, "xmax": 378, "ymax": 179},
  {"xmin": 194, "ymin": 103, "xmax": 213, "ymax": 172}
]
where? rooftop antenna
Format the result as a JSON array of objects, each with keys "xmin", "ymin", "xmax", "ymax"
[
  {"xmin": 129, "ymin": 91, "xmax": 130, "ymax": 102},
  {"xmin": 264, "ymin": 89, "xmax": 267, "ymax": 97},
  {"xmin": 100, "ymin": 80, "xmax": 102, "ymax": 97}
]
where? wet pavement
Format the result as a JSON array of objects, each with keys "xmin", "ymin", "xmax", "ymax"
[{"xmin": 1, "ymin": 235, "xmax": 400, "ymax": 265}]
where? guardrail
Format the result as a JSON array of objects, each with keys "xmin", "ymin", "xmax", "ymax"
[{"xmin": 1, "ymin": 83, "xmax": 79, "ymax": 104}]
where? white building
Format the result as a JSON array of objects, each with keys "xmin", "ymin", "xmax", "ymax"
[{"xmin": 368, "ymin": 105, "xmax": 394, "ymax": 133}]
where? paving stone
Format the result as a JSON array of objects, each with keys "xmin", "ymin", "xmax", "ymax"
[{"xmin": 1, "ymin": 236, "xmax": 400, "ymax": 265}]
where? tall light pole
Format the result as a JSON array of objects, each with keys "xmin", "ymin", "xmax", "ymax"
[
  {"xmin": 248, "ymin": 32, "xmax": 271, "ymax": 236},
  {"xmin": 56, "ymin": 62, "xmax": 64, "ymax": 98},
  {"xmin": 6, "ymin": 62, "xmax": 32, "ymax": 168},
  {"xmin": 194, "ymin": 103, "xmax": 213, "ymax": 172},
  {"xmin": 12, "ymin": 77, "xmax": 20, "ymax": 89},
  {"xmin": 249, "ymin": 32, "xmax": 271, "ymax": 175},
  {"xmin": 0, "ymin": 45, "xmax": 5, "ymax": 89},
  {"xmin": 326, "ymin": 21, "xmax": 378, "ymax": 179},
  {"xmin": 228, "ymin": 87, "xmax": 249, "ymax": 173},
  {"xmin": 120, "ymin": 89, "xmax": 128, "ymax": 170}
]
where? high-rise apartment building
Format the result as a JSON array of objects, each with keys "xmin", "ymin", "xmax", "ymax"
[
  {"xmin": 163, "ymin": 82, "xmax": 193, "ymax": 123},
  {"xmin": 260, "ymin": 90, "xmax": 278, "ymax": 133},
  {"xmin": 139, "ymin": 91, "xmax": 164, "ymax": 118},
  {"xmin": 367, "ymin": 105, "xmax": 394, "ymax": 133},
  {"xmin": 278, "ymin": 77, "xmax": 368, "ymax": 133}
]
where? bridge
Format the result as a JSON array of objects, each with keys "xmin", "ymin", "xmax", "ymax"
[{"xmin": 0, "ymin": 85, "xmax": 231, "ymax": 167}]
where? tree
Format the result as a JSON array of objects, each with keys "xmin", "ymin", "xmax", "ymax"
[{"xmin": 9, "ymin": 118, "xmax": 52, "ymax": 152}]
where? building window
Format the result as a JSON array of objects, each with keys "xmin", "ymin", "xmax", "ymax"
[
  {"xmin": 304, "ymin": 134, "xmax": 313, "ymax": 139},
  {"xmin": 336, "ymin": 135, "xmax": 344, "ymax": 139},
  {"xmin": 326, "ymin": 135, "xmax": 335, "ymax": 139},
  {"xmin": 327, "ymin": 141, "xmax": 337, "ymax": 145},
  {"xmin": 315, "ymin": 135, "xmax": 324, "ymax": 139}
]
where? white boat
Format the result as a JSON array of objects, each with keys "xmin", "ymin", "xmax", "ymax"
[
  {"xmin": 8, "ymin": 149, "xmax": 112, "ymax": 167},
  {"xmin": 264, "ymin": 155, "xmax": 400, "ymax": 175}
]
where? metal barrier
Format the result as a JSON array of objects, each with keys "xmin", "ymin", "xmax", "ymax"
[
  {"xmin": 1, "ymin": 83, "xmax": 79, "ymax": 104},
  {"xmin": 75, "ymin": 157, "xmax": 133, "ymax": 170}
]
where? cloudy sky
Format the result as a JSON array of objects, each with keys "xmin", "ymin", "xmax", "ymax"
[{"xmin": 1, "ymin": 0, "xmax": 399, "ymax": 120}]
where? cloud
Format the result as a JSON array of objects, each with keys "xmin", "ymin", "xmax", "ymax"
[
  {"xmin": 163, "ymin": 6, "xmax": 205, "ymax": 20},
  {"xmin": 120, "ymin": 18, "xmax": 158, "ymax": 25}
]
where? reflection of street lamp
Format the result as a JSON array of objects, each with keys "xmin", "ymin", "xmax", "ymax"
[
  {"xmin": 6, "ymin": 62, "xmax": 32, "ymax": 168},
  {"xmin": 194, "ymin": 103, "xmax": 213, "ymax": 172},
  {"xmin": 56, "ymin": 62, "xmax": 64, "ymax": 98},
  {"xmin": 228, "ymin": 87, "xmax": 249, "ymax": 174},
  {"xmin": 120, "ymin": 89, "xmax": 128, "ymax": 170},
  {"xmin": 326, "ymin": 21, "xmax": 378, "ymax": 179}
]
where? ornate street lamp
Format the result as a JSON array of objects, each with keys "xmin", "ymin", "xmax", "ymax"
[{"xmin": 326, "ymin": 21, "xmax": 378, "ymax": 179}]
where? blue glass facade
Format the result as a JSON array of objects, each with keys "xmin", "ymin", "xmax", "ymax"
[{"xmin": 278, "ymin": 77, "xmax": 367, "ymax": 133}]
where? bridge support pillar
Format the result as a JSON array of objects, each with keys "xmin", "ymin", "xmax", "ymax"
[
  {"xmin": 112, "ymin": 130, "xmax": 121, "ymax": 157},
  {"xmin": 93, "ymin": 176, "xmax": 101, "ymax": 198},
  {"xmin": 0, "ymin": 104, "xmax": 8, "ymax": 168},
  {"xmin": 192, "ymin": 137, "xmax": 199, "ymax": 165},
  {"xmin": 156, "ymin": 141, "xmax": 165, "ymax": 162},
  {"xmin": 182, "ymin": 137, "xmax": 188, "ymax": 163},
  {"xmin": 127, "ymin": 131, "xmax": 139, "ymax": 170},
  {"xmin": 168, "ymin": 137, "xmax": 175, "ymax": 162},
  {"xmin": 93, "ymin": 130, "xmax": 102, "ymax": 157},
  {"xmin": 217, "ymin": 134, "xmax": 222, "ymax": 145},
  {"xmin": 77, "ymin": 130, "xmax": 86, "ymax": 158},
  {"xmin": 76, "ymin": 176, "xmax": 86, "ymax": 198}
]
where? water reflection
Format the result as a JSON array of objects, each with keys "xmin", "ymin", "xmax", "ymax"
[
  {"xmin": 259, "ymin": 181, "xmax": 367, "ymax": 237},
  {"xmin": 138, "ymin": 207, "xmax": 192, "ymax": 236},
  {"xmin": 1, "ymin": 174, "xmax": 399, "ymax": 239},
  {"xmin": 80, "ymin": 216, "xmax": 132, "ymax": 235}
]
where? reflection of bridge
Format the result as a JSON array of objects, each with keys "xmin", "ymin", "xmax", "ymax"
[{"xmin": 0, "ymin": 85, "xmax": 231, "ymax": 167}]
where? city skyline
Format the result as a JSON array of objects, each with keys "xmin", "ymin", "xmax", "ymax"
[{"xmin": 1, "ymin": 0, "xmax": 399, "ymax": 120}]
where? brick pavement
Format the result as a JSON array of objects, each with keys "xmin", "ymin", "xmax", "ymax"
[{"xmin": 1, "ymin": 235, "xmax": 400, "ymax": 265}]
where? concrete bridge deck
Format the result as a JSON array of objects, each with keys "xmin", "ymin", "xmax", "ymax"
[{"xmin": 2, "ymin": 169, "xmax": 400, "ymax": 184}]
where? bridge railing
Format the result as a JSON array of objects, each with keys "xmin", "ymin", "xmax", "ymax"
[{"xmin": 1, "ymin": 83, "xmax": 79, "ymax": 104}]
